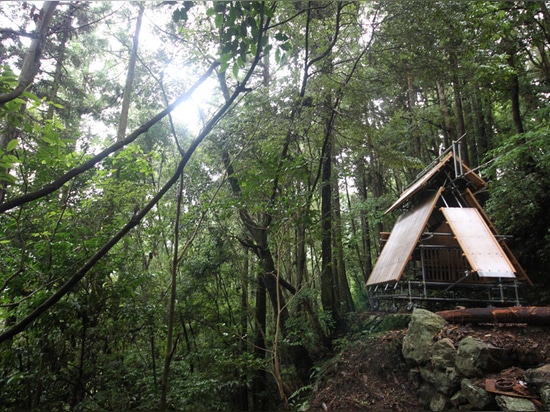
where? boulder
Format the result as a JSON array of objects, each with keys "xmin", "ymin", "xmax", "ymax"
[
  {"xmin": 524, "ymin": 363, "xmax": 550, "ymax": 388},
  {"xmin": 524, "ymin": 363, "xmax": 550, "ymax": 409},
  {"xmin": 402, "ymin": 308, "xmax": 447, "ymax": 365},
  {"xmin": 432, "ymin": 338, "xmax": 457, "ymax": 368},
  {"xmin": 450, "ymin": 390, "xmax": 468, "ymax": 407},
  {"xmin": 539, "ymin": 385, "xmax": 550, "ymax": 411},
  {"xmin": 495, "ymin": 395, "xmax": 536, "ymax": 411},
  {"xmin": 429, "ymin": 391, "xmax": 448, "ymax": 411},
  {"xmin": 455, "ymin": 337, "xmax": 487, "ymax": 377},
  {"xmin": 460, "ymin": 378, "xmax": 493, "ymax": 410},
  {"xmin": 409, "ymin": 367, "xmax": 422, "ymax": 389},
  {"xmin": 419, "ymin": 365, "xmax": 460, "ymax": 396},
  {"xmin": 416, "ymin": 381, "xmax": 445, "ymax": 411},
  {"xmin": 418, "ymin": 337, "xmax": 461, "ymax": 396}
]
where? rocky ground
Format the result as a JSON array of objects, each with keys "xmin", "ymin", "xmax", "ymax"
[{"xmin": 306, "ymin": 311, "xmax": 550, "ymax": 411}]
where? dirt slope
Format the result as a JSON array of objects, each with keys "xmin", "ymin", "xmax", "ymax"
[
  {"xmin": 306, "ymin": 316, "xmax": 550, "ymax": 411},
  {"xmin": 307, "ymin": 329, "xmax": 423, "ymax": 411}
]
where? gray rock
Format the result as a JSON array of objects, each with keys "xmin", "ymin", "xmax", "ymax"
[
  {"xmin": 539, "ymin": 385, "xmax": 550, "ymax": 410},
  {"xmin": 419, "ymin": 365, "xmax": 461, "ymax": 396},
  {"xmin": 495, "ymin": 395, "xmax": 536, "ymax": 411},
  {"xmin": 432, "ymin": 338, "xmax": 457, "ymax": 368},
  {"xmin": 450, "ymin": 390, "xmax": 468, "ymax": 407},
  {"xmin": 409, "ymin": 367, "xmax": 422, "ymax": 389},
  {"xmin": 429, "ymin": 391, "xmax": 448, "ymax": 411},
  {"xmin": 461, "ymin": 378, "xmax": 493, "ymax": 410},
  {"xmin": 417, "ymin": 337, "xmax": 460, "ymax": 395},
  {"xmin": 455, "ymin": 337, "xmax": 487, "ymax": 377},
  {"xmin": 525, "ymin": 364, "xmax": 550, "ymax": 409},
  {"xmin": 524, "ymin": 363, "xmax": 550, "ymax": 388},
  {"xmin": 402, "ymin": 308, "xmax": 447, "ymax": 365},
  {"xmin": 416, "ymin": 381, "xmax": 438, "ymax": 408}
]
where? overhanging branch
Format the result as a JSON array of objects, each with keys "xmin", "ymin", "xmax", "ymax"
[{"xmin": 0, "ymin": 62, "xmax": 219, "ymax": 213}]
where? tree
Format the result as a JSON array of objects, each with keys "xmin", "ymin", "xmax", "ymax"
[
  {"xmin": 0, "ymin": 2, "xmax": 58, "ymax": 105},
  {"xmin": 1, "ymin": 1, "xmax": 550, "ymax": 410}
]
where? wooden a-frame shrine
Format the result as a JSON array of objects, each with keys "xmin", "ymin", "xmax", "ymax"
[{"xmin": 366, "ymin": 144, "xmax": 532, "ymax": 310}]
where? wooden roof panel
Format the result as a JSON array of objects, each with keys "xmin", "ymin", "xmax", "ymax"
[
  {"xmin": 367, "ymin": 188, "xmax": 443, "ymax": 286},
  {"xmin": 441, "ymin": 207, "xmax": 516, "ymax": 278},
  {"xmin": 385, "ymin": 153, "xmax": 452, "ymax": 214},
  {"xmin": 384, "ymin": 152, "xmax": 487, "ymax": 215}
]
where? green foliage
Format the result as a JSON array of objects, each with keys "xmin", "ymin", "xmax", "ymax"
[
  {"xmin": 1, "ymin": 1, "xmax": 550, "ymax": 410},
  {"xmin": 485, "ymin": 122, "xmax": 550, "ymax": 275}
]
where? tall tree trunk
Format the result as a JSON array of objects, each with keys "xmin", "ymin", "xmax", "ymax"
[
  {"xmin": 332, "ymin": 161, "xmax": 354, "ymax": 313},
  {"xmin": 469, "ymin": 90, "xmax": 490, "ymax": 167},
  {"xmin": 117, "ymin": 3, "xmax": 144, "ymax": 142},
  {"xmin": 46, "ymin": 29, "xmax": 68, "ymax": 120},
  {"xmin": 0, "ymin": 1, "xmax": 58, "ymax": 203},
  {"xmin": 296, "ymin": 221, "xmax": 332, "ymax": 349},
  {"xmin": 407, "ymin": 71, "xmax": 422, "ymax": 162},
  {"xmin": 537, "ymin": 2, "xmax": 550, "ymax": 83},
  {"xmin": 295, "ymin": 223, "xmax": 307, "ymax": 287},
  {"xmin": 320, "ymin": 104, "xmax": 343, "ymax": 333},
  {"xmin": 449, "ymin": 51, "xmax": 469, "ymax": 165},
  {"xmin": 436, "ymin": 80, "xmax": 453, "ymax": 150},
  {"xmin": 507, "ymin": 46, "xmax": 524, "ymax": 134},
  {"xmin": 236, "ymin": 248, "xmax": 249, "ymax": 410},
  {"xmin": 252, "ymin": 273, "xmax": 267, "ymax": 411},
  {"xmin": 160, "ymin": 171, "xmax": 184, "ymax": 410},
  {"xmin": 354, "ymin": 157, "xmax": 372, "ymax": 283}
]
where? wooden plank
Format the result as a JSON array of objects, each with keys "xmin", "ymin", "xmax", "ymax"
[
  {"xmin": 462, "ymin": 188, "xmax": 532, "ymax": 286},
  {"xmin": 385, "ymin": 153, "xmax": 487, "ymax": 215},
  {"xmin": 385, "ymin": 153, "xmax": 452, "ymax": 214},
  {"xmin": 441, "ymin": 207, "xmax": 516, "ymax": 278},
  {"xmin": 367, "ymin": 188, "xmax": 442, "ymax": 286}
]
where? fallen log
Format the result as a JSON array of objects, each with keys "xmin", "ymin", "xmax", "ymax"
[{"xmin": 436, "ymin": 306, "xmax": 550, "ymax": 326}]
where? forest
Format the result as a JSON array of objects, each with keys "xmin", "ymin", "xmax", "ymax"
[{"xmin": 0, "ymin": 1, "xmax": 549, "ymax": 410}]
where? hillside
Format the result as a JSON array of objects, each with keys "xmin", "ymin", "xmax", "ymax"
[{"xmin": 306, "ymin": 312, "xmax": 550, "ymax": 411}]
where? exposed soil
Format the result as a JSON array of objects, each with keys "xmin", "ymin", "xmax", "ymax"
[{"xmin": 306, "ymin": 314, "xmax": 550, "ymax": 411}]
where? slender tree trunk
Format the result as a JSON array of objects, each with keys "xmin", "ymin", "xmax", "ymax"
[
  {"xmin": 150, "ymin": 330, "xmax": 157, "ymax": 385},
  {"xmin": 252, "ymin": 273, "xmax": 267, "ymax": 411},
  {"xmin": 320, "ymin": 110, "xmax": 342, "ymax": 332},
  {"xmin": 354, "ymin": 157, "xmax": 372, "ymax": 283},
  {"xmin": 160, "ymin": 171, "xmax": 184, "ymax": 410},
  {"xmin": 507, "ymin": 48, "xmax": 524, "ymax": 134},
  {"xmin": 31, "ymin": 339, "xmax": 45, "ymax": 409},
  {"xmin": 117, "ymin": 3, "xmax": 144, "ymax": 142},
  {"xmin": 538, "ymin": 2, "xmax": 550, "ymax": 83},
  {"xmin": 0, "ymin": 1, "xmax": 58, "ymax": 204},
  {"xmin": 470, "ymin": 90, "xmax": 490, "ymax": 167},
  {"xmin": 449, "ymin": 51, "xmax": 469, "ymax": 165},
  {"xmin": 332, "ymin": 166, "xmax": 354, "ymax": 313},
  {"xmin": 407, "ymin": 71, "xmax": 422, "ymax": 162},
  {"xmin": 237, "ymin": 248, "xmax": 249, "ymax": 410},
  {"xmin": 296, "ymin": 223, "xmax": 307, "ymax": 287},
  {"xmin": 180, "ymin": 315, "xmax": 194, "ymax": 373},
  {"xmin": 46, "ymin": 29, "xmax": 68, "ymax": 120},
  {"xmin": 296, "ymin": 222, "xmax": 332, "ymax": 349},
  {"xmin": 436, "ymin": 80, "xmax": 453, "ymax": 150}
]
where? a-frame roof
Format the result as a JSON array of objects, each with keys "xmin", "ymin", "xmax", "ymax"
[
  {"xmin": 385, "ymin": 152, "xmax": 487, "ymax": 214},
  {"xmin": 367, "ymin": 188, "xmax": 443, "ymax": 286},
  {"xmin": 366, "ymin": 151, "xmax": 531, "ymax": 287},
  {"xmin": 441, "ymin": 207, "xmax": 516, "ymax": 278}
]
